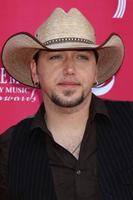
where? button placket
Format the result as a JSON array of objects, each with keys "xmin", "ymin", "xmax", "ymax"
[{"xmin": 76, "ymin": 169, "xmax": 81, "ymax": 175}]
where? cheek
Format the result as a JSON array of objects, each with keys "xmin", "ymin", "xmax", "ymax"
[
  {"xmin": 37, "ymin": 68, "xmax": 59, "ymax": 91},
  {"xmin": 80, "ymin": 67, "xmax": 97, "ymax": 85}
]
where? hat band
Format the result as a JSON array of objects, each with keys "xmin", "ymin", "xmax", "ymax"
[{"xmin": 44, "ymin": 37, "xmax": 95, "ymax": 46}]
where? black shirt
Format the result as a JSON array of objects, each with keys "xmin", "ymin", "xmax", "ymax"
[
  {"xmin": 30, "ymin": 95, "xmax": 109, "ymax": 200},
  {"xmin": 0, "ymin": 95, "xmax": 109, "ymax": 200}
]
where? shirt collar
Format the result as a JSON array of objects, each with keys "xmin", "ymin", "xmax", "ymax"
[
  {"xmin": 29, "ymin": 94, "xmax": 110, "ymax": 136},
  {"xmin": 30, "ymin": 104, "xmax": 48, "ymax": 132},
  {"xmin": 91, "ymin": 94, "xmax": 110, "ymax": 120}
]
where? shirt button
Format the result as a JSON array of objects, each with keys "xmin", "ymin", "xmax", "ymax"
[{"xmin": 76, "ymin": 170, "xmax": 81, "ymax": 175}]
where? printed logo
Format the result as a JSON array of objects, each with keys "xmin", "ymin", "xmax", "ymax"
[
  {"xmin": 0, "ymin": 67, "xmax": 36, "ymax": 102},
  {"xmin": 113, "ymin": 0, "xmax": 127, "ymax": 18},
  {"xmin": 92, "ymin": 76, "xmax": 115, "ymax": 96}
]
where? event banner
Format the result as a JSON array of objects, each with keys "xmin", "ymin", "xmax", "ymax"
[{"xmin": 0, "ymin": 0, "xmax": 132, "ymax": 133}]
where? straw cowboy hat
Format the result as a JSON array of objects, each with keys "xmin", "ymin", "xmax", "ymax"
[{"xmin": 2, "ymin": 8, "xmax": 124, "ymax": 87}]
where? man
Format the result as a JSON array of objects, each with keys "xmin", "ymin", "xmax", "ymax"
[{"xmin": 0, "ymin": 7, "xmax": 133, "ymax": 200}]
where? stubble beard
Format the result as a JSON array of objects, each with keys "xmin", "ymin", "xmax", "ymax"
[{"xmin": 50, "ymin": 90, "xmax": 85, "ymax": 108}]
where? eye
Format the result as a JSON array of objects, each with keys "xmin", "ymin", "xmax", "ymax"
[
  {"xmin": 49, "ymin": 55, "xmax": 63, "ymax": 60},
  {"xmin": 77, "ymin": 54, "xmax": 89, "ymax": 61}
]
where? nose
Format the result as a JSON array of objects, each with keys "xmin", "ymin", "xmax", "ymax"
[{"xmin": 63, "ymin": 57, "xmax": 76, "ymax": 75}]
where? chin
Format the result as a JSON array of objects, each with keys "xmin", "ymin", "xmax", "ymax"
[{"xmin": 51, "ymin": 92, "xmax": 85, "ymax": 108}]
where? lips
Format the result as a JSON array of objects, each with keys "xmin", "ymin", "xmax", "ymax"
[{"xmin": 58, "ymin": 81, "xmax": 80, "ymax": 87}]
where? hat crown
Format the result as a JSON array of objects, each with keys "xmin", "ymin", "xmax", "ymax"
[
  {"xmin": 2, "ymin": 7, "xmax": 124, "ymax": 87},
  {"xmin": 35, "ymin": 8, "xmax": 96, "ymax": 44}
]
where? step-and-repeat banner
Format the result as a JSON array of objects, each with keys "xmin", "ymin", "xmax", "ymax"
[{"xmin": 0, "ymin": 0, "xmax": 132, "ymax": 133}]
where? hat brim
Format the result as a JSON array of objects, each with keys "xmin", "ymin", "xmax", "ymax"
[{"xmin": 2, "ymin": 32, "xmax": 124, "ymax": 87}]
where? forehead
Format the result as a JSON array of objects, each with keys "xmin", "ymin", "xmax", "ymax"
[{"xmin": 39, "ymin": 49, "xmax": 95, "ymax": 55}]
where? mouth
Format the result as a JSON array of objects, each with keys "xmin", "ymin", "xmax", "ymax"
[{"xmin": 57, "ymin": 81, "xmax": 81, "ymax": 88}]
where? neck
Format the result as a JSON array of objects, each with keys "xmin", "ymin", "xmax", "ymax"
[
  {"xmin": 43, "ymin": 93, "xmax": 93, "ymax": 158},
  {"xmin": 43, "ymin": 93, "xmax": 92, "ymax": 129}
]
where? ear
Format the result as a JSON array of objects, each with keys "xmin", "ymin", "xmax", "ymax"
[{"xmin": 30, "ymin": 59, "xmax": 39, "ymax": 83}]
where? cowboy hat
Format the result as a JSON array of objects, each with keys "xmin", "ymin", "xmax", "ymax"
[{"xmin": 2, "ymin": 8, "xmax": 124, "ymax": 87}]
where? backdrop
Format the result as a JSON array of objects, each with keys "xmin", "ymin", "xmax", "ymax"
[{"xmin": 0, "ymin": 0, "xmax": 133, "ymax": 133}]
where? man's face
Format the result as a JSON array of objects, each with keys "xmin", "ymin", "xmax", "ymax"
[{"xmin": 31, "ymin": 50, "xmax": 97, "ymax": 107}]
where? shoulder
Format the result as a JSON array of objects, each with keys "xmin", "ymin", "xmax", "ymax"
[
  {"xmin": 101, "ymin": 99, "xmax": 133, "ymax": 131},
  {"xmin": 0, "ymin": 117, "xmax": 34, "ymax": 182},
  {"xmin": 103, "ymin": 99, "xmax": 133, "ymax": 115},
  {"xmin": 103, "ymin": 98, "xmax": 133, "ymax": 107},
  {"xmin": 0, "ymin": 117, "xmax": 33, "ymax": 144},
  {"xmin": 0, "ymin": 126, "xmax": 15, "ymax": 145}
]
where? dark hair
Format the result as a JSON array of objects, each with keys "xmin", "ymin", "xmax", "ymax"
[
  {"xmin": 93, "ymin": 50, "xmax": 99, "ymax": 64},
  {"xmin": 33, "ymin": 49, "xmax": 99, "ymax": 64},
  {"xmin": 33, "ymin": 50, "xmax": 41, "ymax": 64}
]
